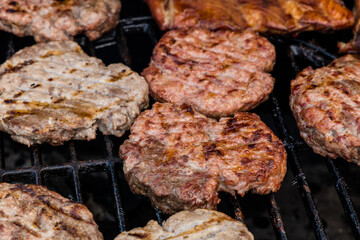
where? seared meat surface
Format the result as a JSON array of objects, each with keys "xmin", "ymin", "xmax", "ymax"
[
  {"xmin": 0, "ymin": 0, "xmax": 121, "ymax": 42},
  {"xmin": 0, "ymin": 41, "xmax": 149, "ymax": 146},
  {"xmin": 145, "ymin": 0, "xmax": 353, "ymax": 34},
  {"xmin": 0, "ymin": 182, "xmax": 103, "ymax": 239},
  {"xmin": 115, "ymin": 209, "xmax": 254, "ymax": 240},
  {"xmin": 142, "ymin": 28, "xmax": 276, "ymax": 117},
  {"xmin": 339, "ymin": 0, "xmax": 360, "ymax": 53},
  {"xmin": 120, "ymin": 103, "xmax": 287, "ymax": 214},
  {"xmin": 290, "ymin": 55, "xmax": 360, "ymax": 165}
]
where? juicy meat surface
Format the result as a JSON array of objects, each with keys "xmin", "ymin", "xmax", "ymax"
[
  {"xmin": 115, "ymin": 209, "xmax": 254, "ymax": 240},
  {"xmin": 0, "ymin": 182, "xmax": 103, "ymax": 239},
  {"xmin": 0, "ymin": 41, "xmax": 149, "ymax": 146},
  {"xmin": 339, "ymin": 0, "xmax": 360, "ymax": 53},
  {"xmin": 0, "ymin": 0, "xmax": 121, "ymax": 42},
  {"xmin": 290, "ymin": 55, "xmax": 360, "ymax": 165},
  {"xmin": 120, "ymin": 103, "xmax": 287, "ymax": 214},
  {"xmin": 145, "ymin": 0, "xmax": 353, "ymax": 34},
  {"xmin": 142, "ymin": 28, "xmax": 276, "ymax": 118}
]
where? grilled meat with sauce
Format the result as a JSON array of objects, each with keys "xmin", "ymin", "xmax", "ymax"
[
  {"xmin": 0, "ymin": 0, "xmax": 121, "ymax": 42},
  {"xmin": 115, "ymin": 209, "xmax": 254, "ymax": 240},
  {"xmin": 142, "ymin": 28, "xmax": 276, "ymax": 117},
  {"xmin": 0, "ymin": 41, "xmax": 149, "ymax": 146},
  {"xmin": 339, "ymin": 0, "xmax": 360, "ymax": 53},
  {"xmin": 120, "ymin": 103, "xmax": 287, "ymax": 214},
  {"xmin": 290, "ymin": 55, "xmax": 360, "ymax": 165},
  {"xmin": 0, "ymin": 182, "xmax": 103, "ymax": 239},
  {"xmin": 145, "ymin": 0, "xmax": 353, "ymax": 34}
]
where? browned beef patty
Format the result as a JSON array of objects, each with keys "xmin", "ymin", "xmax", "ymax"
[
  {"xmin": 142, "ymin": 28, "xmax": 276, "ymax": 118},
  {"xmin": 120, "ymin": 102, "xmax": 287, "ymax": 214},
  {"xmin": 290, "ymin": 55, "xmax": 360, "ymax": 165},
  {"xmin": 0, "ymin": 182, "xmax": 103, "ymax": 239},
  {"xmin": 0, "ymin": 0, "xmax": 121, "ymax": 42},
  {"xmin": 115, "ymin": 209, "xmax": 254, "ymax": 240},
  {"xmin": 0, "ymin": 41, "xmax": 149, "ymax": 146}
]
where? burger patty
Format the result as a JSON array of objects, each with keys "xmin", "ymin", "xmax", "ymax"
[
  {"xmin": 0, "ymin": 41, "xmax": 149, "ymax": 146},
  {"xmin": 145, "ymin": 0, "xmax": 353, "ymax": 34},
  {"xmin": 115, "ymin": 209, "xmax": 254, "ymax": 240},
  {"xmin": 0, "ymin": 0, "xmax": 121, "ymax": 42},
  {"xmin": 0, "ymin": 182, "xmax": 103, "ymax": 239},
  {"xmin": 290, "ymin": 55, "xmax": 360, "ymax": 165},
  {"xmin": 142, "ymin": 28, "xmax": 276, "ymax": 118},
  {"xmin": 120, "ymin": 103, "xmax": 287, "ymax": 214}
]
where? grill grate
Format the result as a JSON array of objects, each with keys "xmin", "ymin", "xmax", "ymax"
[{"xmin": 1, "ymin": 1, "xmax": 360, "ymax": 239}]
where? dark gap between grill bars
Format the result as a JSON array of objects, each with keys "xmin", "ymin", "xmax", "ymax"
[{"xmin": 0, "ymin": 2, "xmax": 359, "ymax": 239}]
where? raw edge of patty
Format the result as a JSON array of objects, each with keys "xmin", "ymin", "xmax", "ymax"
[
  {"xmin": 0, "ymin": 41, "xmax": 149, "ymax": 146},
  {"xmin": 120, "ymin": 102, "xmax": 287, "ymax": 214},
  {"xmin": 290, "ymin": 54, "xmax": 360, "ymax": 165},
  {"xmin": 142, "ymin": 28, "xmax": 276, "ymax": 118}
]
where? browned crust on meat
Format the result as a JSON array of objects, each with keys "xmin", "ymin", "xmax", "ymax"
[
  {"xmin": 120, "ymin": 103, "xmax": 287, "ymax": 214},
  {"xmin": 0, "ymin": 182, "xmax": 103, "ymax": 239},
  {"xmin": 339, "ymin": 0, "xmax": 360, "ymax": 53},
  {"xmin": 142, "ymin": 28, "xmax": 276, "ymax": 118},
  {"xmin": 0, "ymin": 0, "xmax": 121, "ymax": 42},
  {"xmin": 115, "ymin": 209, "xmax": 254, "ymax": 240},
  {"xmin": 145, "ymin": 0, "xmax": 354, "ymax": 34},
  {"xmin": 290, "ymin": 54, "xmax": 360, "ymax": 165}
]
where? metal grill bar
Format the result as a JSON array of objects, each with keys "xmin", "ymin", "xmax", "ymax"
[
  {"xmin": 270, "ymin": 94, "xmax": 328, "ymax": 240},
  {"xmin": 325, "ymin": 159, "xmax": 360, "ymax": 239},
  {"xmin": 267, "ymin": 194, "xmax": 288, "ymax": 240},
  {"xmin": 30, "ymin": 146, "xmax": 42, "ymax": 185}
]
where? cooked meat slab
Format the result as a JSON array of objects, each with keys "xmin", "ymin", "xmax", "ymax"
[
  {"xmin": 142, "ymin": 28, "xmax": 276, "ymax": 118},
  {"xmin": 290, "ymin": 55, "xmax": 360, "ymax": 165},
  {"xmin": 115, "ymin": 209, "xmax": 254, "ymax": 240},
  {"xmin": 0, "ymin": 182, "xmax": 103, "ymax": 239},
  {"xmin": 145, "ymin": 0, "xmax": 353, "ymax": 34},
  {"xmin": 0, "ymin": 41, "xmax": 149, "ymax": 146},
  {"xmin": 120, "ymin": 103, "xmax": 287, "ymax": 214},
  {"xmin": 339, "ymin": 0, "xmax": 360, "ymax": 53},
  {"xmin": 0, "ymin": 0, "xmax": 121, "ymax": 42}
]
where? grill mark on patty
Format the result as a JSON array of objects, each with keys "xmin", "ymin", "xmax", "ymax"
[
  {"xmin": 29, "ymin": 59, "xmax": 138, "ymax": 87},
  {"xmin": 0, "ymin": 54, "xmax": 138, "ymax": 105},
  {"xmin": 0, "ymin": 182, "xmax": 103, "ymax": 239},
  {"xmin": 10, "ymin": 184, "xmax": 94, "ymax": 225},
  {"xmin": 0, "ymin": 60, "xmax": 36, "ymax": 78},
  {"xmin": 128, "ymin": 232, "xmax": 149, "ymax": 238},
  {"xmin": 2, "ymin": 73, "xmax": 132, "ymax": 104},
  {"xmin": 168, "ymin": 31, "xmax": 272, "ymax": 69},
  {"xmin": 3, "ymin": 99, "xmax": 16, "ymax": 104},
  {"xmin": 151, "ymin": 61, "xmax": 248, "ymax": 97},
  {"xmin": 152, "ymin": 59, "xmax": 269, "ymax": 97},
  {"xmin": 12, "ymin": 221, "xmax": 41, "ymax": 237},
  {"xmin": 158, "ymin": 38, "xmax": 262, "ymax": 74},
  {"xmin": 166, "ymin": 216, "xmax": 227, "ymax": 238},
  {"xmin": 4, "ymin": 103, "xmax": 97, "ymax": 122}
]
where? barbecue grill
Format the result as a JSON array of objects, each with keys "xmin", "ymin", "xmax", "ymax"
[{"xmin": 0, "ymin": 0, "xmax": 360, "ymax": 239}]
